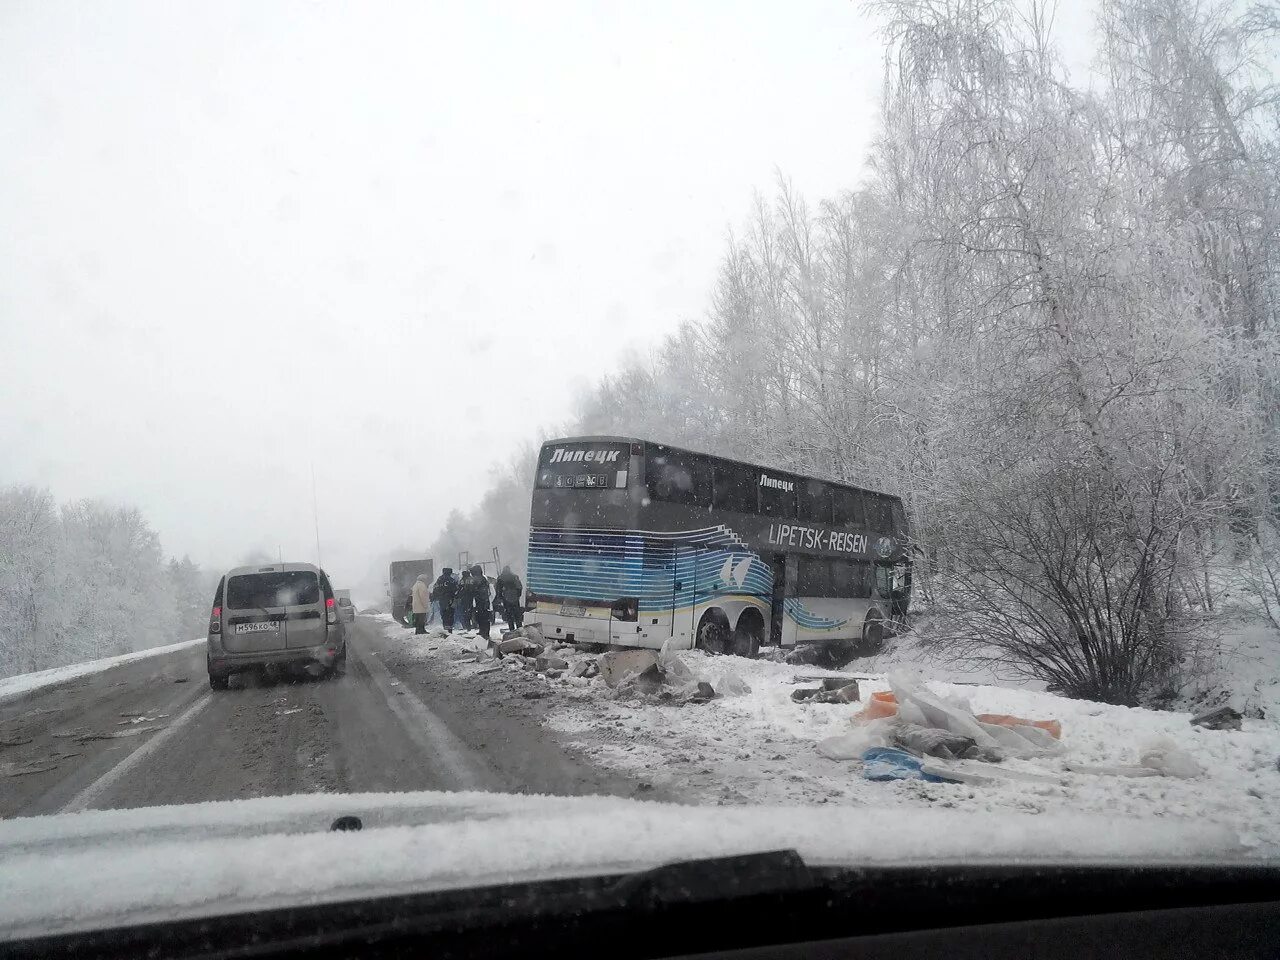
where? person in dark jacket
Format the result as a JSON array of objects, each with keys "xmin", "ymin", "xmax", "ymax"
[
  {"xmin": 467, "ymin": 564, "xmax": 493, "ymax": 640},
  {"xmin": 457, "ymin": 568, "xmax": 475, "ymax": 631},
  {"xmin": 430, "ymin": 568, "xmax": 460, "ymax": 632},
  {"xmin": 495, "ymin": 565, "xmax": 524, "ymax": 632}
]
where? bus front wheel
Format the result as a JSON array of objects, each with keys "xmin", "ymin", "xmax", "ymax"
[
  {"xmin": 696, "ymin": 612, "xmax": 731, "ymax": 655},
  {"xmin": 861, "ymin": 619, "xmax": 885, "ymax": 656}
]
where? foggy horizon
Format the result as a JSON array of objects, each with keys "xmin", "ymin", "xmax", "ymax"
[{"xmin": 1, "ymin": 0, "xmax": 896, "ymax": 596}]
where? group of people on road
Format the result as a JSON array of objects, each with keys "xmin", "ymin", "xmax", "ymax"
[{"xmin": 409, "ymin": 564, "xmax": 524, "ymax": 641}]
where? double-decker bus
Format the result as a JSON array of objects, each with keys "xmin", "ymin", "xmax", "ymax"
[{"xmin": 526, "ymin": 436, "xmax": 910, "ymax": 657}]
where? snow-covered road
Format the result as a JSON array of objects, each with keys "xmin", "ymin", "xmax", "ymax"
[{"xmin": 0, "ymin": 617, "xmax": 647, "ymax": 819}]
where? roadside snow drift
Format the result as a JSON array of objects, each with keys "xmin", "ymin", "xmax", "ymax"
[
  {"xmin": 380, "ymin": 617, "xmax": 1280, "ymax": 856},
  {"xmin": 0, "ymin": 639, "xmax": 203, "ymax": 704}
]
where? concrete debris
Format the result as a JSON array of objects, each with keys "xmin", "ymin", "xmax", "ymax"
[
  {"xmin": 524, "ymin": 625, "xmax": 545, "ymax": 645},
  {"xmin": 569, "ymin": 660, "xmax": 599, "ymax": 679},
  {"xmin": 791, "ymin": 680, "xmax": 859, "ymax": 704},
  {"xmin": 684, "ymin": 681, "xmax": 716, "ymax": 703},
  {"xmin": 708, "ymin": 670, "xmax": 751, "ymax": 698},
  {"xmin": 1190, "ymin": 705, "xmax": 1243, "ymax": 731},
  {"xmin": 599, "ymin": 650, "xmax": 660, "ymax": 688},
  {"xmin": 618, "ymin": 662, "xmax": 665, "ymax": 697},
  {"xmin": 535, "ymin": 656, "xmax": 570, "ymax": 673},
  {"xmin": 496, "ymin": 637, "xmax": 543, "ymax": 657}
]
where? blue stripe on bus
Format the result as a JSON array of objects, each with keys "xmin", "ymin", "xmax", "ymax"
[{"xmin": 527, "ymin": 526, "xmax": 850, "ymax": 631}]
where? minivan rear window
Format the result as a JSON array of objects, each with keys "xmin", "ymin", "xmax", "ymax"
[{"xmin": 226, "ymin": 571, "xmax": 320, "ymax": 609}]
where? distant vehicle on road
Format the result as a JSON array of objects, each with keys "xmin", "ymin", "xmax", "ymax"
[
  {"xmin": 206, "ymin": 562, "xmax": 347, "ymax": 690},
  {"xmin": 526, "ymin": 437, "xmax": 911, "ymax": 659},
  {"xmin": 335, "ymin": 589, "xmax": 356, "ymax": 623},
  {"xmin": 389, "ymin": 559, "xmax": 434, "ymax": 625}
]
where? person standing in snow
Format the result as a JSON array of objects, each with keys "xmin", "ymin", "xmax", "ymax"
[
  {"xmin": 410, "ymin": 573, "xmax": 432, "ymax": 635},
  {"xmin": 431, "ymin": 567, "xmax": 460, "ymax": 633},
  {"xmin": 466, "ymin": 564, "xmax": 493, "ymax": 640},
  {"xmin": 495, "ymin": 565, "xmax": 524, "ymax": 632},
  {"xmin": 457, "ymin": 567, "xmax": 475, "ymax": 631}
]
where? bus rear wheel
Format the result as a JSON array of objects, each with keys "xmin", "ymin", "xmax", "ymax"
[
  {"xmin": 696, "ymin": 612, "xmax": 731, "ymax": 655},
  {"xmin": 730, "ymin": 612, "xmax": 763, "ymax": 658}
]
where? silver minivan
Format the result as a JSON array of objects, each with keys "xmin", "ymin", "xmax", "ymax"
[{"xmin": 206, "ymin": 562, "xmax": 347, "ymax": 690}]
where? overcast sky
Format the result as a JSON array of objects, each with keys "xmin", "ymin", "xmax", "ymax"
[{"xmin": 0, "ymin": 1, "xmax": 1092, "ymax": 598}]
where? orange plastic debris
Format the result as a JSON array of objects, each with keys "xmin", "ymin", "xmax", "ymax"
[
  {"xmin": 977, "ymin": 714, "xmax": 1062, "ymax": 740},
  {"xmin": 853, "ymin": 690, "xmax": 899, "ymax": 723}
]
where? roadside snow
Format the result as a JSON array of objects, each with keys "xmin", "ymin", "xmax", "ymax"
[
  {"xmin": 380, "ymin": 616, "xmax": 1280, "ymax": 856},
  {"xmin": 0, "ymin": 639, "xmax": 203, "ymax": 704},
  {"xmin": 0, "ymin": 790, "xmax": 1244, "ymax": 937}
]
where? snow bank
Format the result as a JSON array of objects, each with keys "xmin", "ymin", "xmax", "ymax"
[
  {"xmin": 383, "ymin": 619, "xmax": 1280, "ymax": 856},
  {"xmin": 0, "ymin": 638, "xmax": 203, "ymax": 704},
  {"xmin": 544, "ymin": 650, "xmax": 1280, "ymax": 854},
  {"xmin": 0, "ymin": 790, "xmax": 1244, "ymax": 937}
]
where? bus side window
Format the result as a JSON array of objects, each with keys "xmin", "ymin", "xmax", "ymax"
[
  {"xmin": 798, "ymin": 480, "xmax": 832, "ymax": 523},
  {"xmin": 828, "ymin": 559, "xmax": 869, "ymax": 598},
  {"xmin": 869, "ymin": 497, "xmax": 893, "ymax": 533},
  {"xmin": 796, "ymin": 556, "xmax": 829, "ymax": 596},
  {"xmin": 851, "ymin": 561, "xmax": 873, "ymax": 598},
  {"xmin": 832, "ymin": 488, "xmax": 864, "ymax": 527},
  {"xmin": 646, "ymin": 450, "xmax": 712, "ymax": 508},
  {"xmin": 713, "ymin": 462, "xmax": 757, "ymax": 514}
]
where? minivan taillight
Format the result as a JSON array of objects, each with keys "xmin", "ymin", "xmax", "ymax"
[
  {"xmin": 210, "ymin": 605, "xmax": 221, "ymax": 635},
  {"xmin": 610, "ymin": 598, "xmax": 638, "ymax": 622},
  {"xmin": 326, "ymin": 597, "xmax": 337, "ymax": 625}
]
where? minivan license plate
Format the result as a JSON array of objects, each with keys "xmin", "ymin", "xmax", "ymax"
[
  {"xmin": 235, "ymin": 622, "xmax": 277, "ymax": 634},
  {"xmin": 558, "ymin": 604, "xmax": 586, "ymax": 618}
]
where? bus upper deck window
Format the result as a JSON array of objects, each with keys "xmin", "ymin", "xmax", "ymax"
[
  {"xmin": 832, "ymin": 488, "xmax": 865, "ymax": 527},
  {"xmin": 799, "ymin": 480, "xmax": 833, "ymax": 523},
  {"xmin": 713, "ymin": 462, "xmax": 757, "ymax": 514}
]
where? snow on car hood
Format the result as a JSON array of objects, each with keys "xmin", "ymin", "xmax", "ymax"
[{"xmin": 0, "ymin": 790, "xmax": 1247, "ymax": 937}]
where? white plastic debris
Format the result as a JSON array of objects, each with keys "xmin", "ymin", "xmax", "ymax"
[
  {"xmin": 816, "ymin": 717, "xmax": 895, "ymax": 761},
  {"xmin": 1139, "ymin": 736, "xmax": 1205, "ymax": 779}
]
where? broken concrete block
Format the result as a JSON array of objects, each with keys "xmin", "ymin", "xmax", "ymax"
[
  {"xmin": 1190, "ymin": 705, "xmax": 1242, "ymax": 731},
  {"xmin": 569, "ymin": 660, "xmax": 595, "ymax": 678},
  {"xmin": 524, "ymin": 625, "xmax": 545, "ymax": 644},
  {"xmin": 619, "ymin": 661, "xmax": 665, "ymax": 696},
  {"xmin": 683, "ymin": 681, "xmax": 716, "ymax": 703},
  {"xmin": 496, "ymin": 637, "xmax": 531, "ymax": 655},
  {"xmin": 598, "ymin": 649, "xmax": 659, "ymax": 688},
  {"xmin": 535, "ymin": 656, "xmax": 570, "ymax": 673}
]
